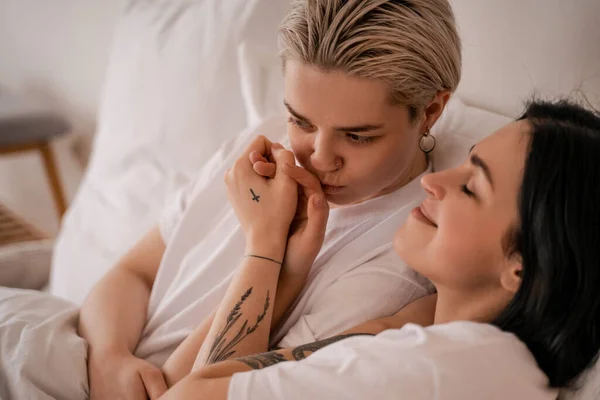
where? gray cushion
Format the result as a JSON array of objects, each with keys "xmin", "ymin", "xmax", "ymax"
[
  {"xmin": 0, "ymin": 91, "xmax": 69, "ymax": 147},
  {"xmin": 0, "ymin": 239, "xmax": 53, "ymax": 290}
]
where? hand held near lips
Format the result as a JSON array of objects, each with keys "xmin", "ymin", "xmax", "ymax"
[
  {"xmin": 225, "ymin": 138, "xmax": 298, "ymax": 257},
  {"xmin": 246, "ymin": 141, "xmax": 330, "ymax": 276}
]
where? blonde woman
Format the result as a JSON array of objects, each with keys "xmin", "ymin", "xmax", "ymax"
[{"xmin": 79, "ymin": 1, "xmax": 462, "ymax": 399}]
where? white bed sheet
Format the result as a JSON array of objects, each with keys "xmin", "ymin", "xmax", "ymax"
[{"xmin": 0, "ymin": 287, "xmax": 88, "ymax": 400}]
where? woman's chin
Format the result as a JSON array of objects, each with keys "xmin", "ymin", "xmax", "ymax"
[
  {"xmin": 393, "ymin": 224, "xmax": 410, "ymax": 257},
  {"xmin": 324, "ymin": 191, "xmax": 353, "ymax": 206},
  {"xmin": 393, "ymin": 221, "xmax": 428, "ymax": 266}
]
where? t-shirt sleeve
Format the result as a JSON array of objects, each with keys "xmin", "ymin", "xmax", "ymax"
[
  {"xmin": 228, "ymin": 332, "xmax": 430, "ymax": 400},
  {"xmin": 158, "ymin": 180, "xmax": 199, "ymax": 245},
  {"xmin": 228, "ymin": 324, "xmax": 558, "ymax": 400}
]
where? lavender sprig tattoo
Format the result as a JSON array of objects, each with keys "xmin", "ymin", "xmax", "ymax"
[{"xmin": 206, "ymin": 287, "xmax": 271, "ymax": 365}]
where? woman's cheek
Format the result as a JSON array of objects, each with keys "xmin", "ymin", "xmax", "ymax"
[{"xmin": 288, "ymin": 134, "xmax": 310, "ymax": 165}]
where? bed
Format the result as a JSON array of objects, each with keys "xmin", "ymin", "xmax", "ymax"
[{"xmin": 1, "ymin": 0, "xmax": 599, "ymax": 398}]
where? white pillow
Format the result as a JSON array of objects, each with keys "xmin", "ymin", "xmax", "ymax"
[
  {"xmin": 560, "ymin": 362, "xmax": 600, "ymax": 400},
  {"xmin": 50, "ymin": 0, "xmax": 291, "ymax": 305},
  {"xmin": 0, "ymin": 287, "xmax": 88, "ymax": 399},
  {"xmin": 431, "ymin": 98, "xmax": 512, "ymax": 171}
]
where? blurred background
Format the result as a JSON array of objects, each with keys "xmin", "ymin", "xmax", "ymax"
[
  {"xmin": 0, "ymin": 0, "xmax": 599, "ymax": 236},
  {"xmin": 0, "ymin": 0, "xmax": 127, "ymax": 235},
  {"xmin": 0, "ymin": 2, "xmax": 598, "ymax": 396}
]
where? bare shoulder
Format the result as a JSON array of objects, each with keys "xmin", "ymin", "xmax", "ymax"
[
  {"xmin": 342, "ymin": 318, "xmax": 394, "ymax": 336},
  {"xmin": 343, "ymin": 294, "xmax": 436, "ymax": 336},
  {"xmin": 388, "ymin": 294, "xmax": 437, "ymax": 329}
]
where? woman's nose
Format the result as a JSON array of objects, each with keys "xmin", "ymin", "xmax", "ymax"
[
  {"xmin": 310, "ymin": 133, "xmax": 339, "ymax": 172},
  {"xmin": 421, "ymin": 171, "xmax": 447, "ymax": 200}
]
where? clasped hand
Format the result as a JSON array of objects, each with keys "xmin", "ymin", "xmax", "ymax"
[{"xmin": 225, "ymin": 136, "xmax": 329, "ymax": 275}]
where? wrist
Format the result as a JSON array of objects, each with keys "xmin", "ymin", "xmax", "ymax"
[
  {"xmin": 279, "ymin": 265, "xmax": 310, "ymax": 281},
  {"xmin": 89, "ymin": 343, "xmax": 131, "ymax": 361},
  {"xmin": 245, "ymin": 233, "xmax": 286, "ymax": 263}
]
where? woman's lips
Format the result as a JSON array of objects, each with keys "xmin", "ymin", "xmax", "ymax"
[{"xmin": 411, "ymin": 205, "xmax": 437, "ymax": 227}]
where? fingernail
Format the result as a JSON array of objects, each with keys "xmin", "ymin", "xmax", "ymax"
[
  {"xmin": 313, "ymin": 195, "xmax": 323, "ymax": 207},
  {"xmin": 272, "ymin": 142, "xmax": 283, "ymax": 149}
]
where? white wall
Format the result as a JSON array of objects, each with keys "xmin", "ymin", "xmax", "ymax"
[
  {"xmin": 451, "ymin": 0, "xmax": 600, "ymax": 117},
  {"xmin": 0, "ymin": 0, "xmax": 598, "ymax": 233},
  {"xmin": 0, "ymin": 0, "xmax": 127, "ymax": 233}
]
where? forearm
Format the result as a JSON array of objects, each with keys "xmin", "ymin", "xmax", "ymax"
[
  {"xmin": 160, "ymin": 333, "xmax": 372, "ymax": 400},
  {"xmin": 78, "ymin": 268, "xmax": 150, "ymax": 356},
  {"xmin": 194, "ymin": 237, "xmax": 286, "ymax": 367},
  {"xmin": 162, "ymin": 294, "xmax": 437, "ymax": 398},
  {"xmin": 189, "ymin": 294, "xmax": 437, "ymax": 381},
  {"xmin": 162, "ymin": 272, "xmax": 303, "ymax": 386},
  {"xmin": 162, "ymin": 311, "xmax": 216, "ymax": 386},
  {"xmin": 160, "ymin": 320, "xmax": 387, "ymax": 398},
  {"xmin": 270, "ymin": 269, "xmax": 307, "ymax": 330},
  {"xmin": 163, "ymin": 330, "xmax": 375, "ymax": 400}
]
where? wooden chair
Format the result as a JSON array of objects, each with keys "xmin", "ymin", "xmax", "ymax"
[{"xmin": 0, "ymin": 92, "xmax": 70, "ymax": 220}]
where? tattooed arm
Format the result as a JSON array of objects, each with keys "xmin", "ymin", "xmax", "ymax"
[
  {"xmin": 159, "ymin": 294, "xmax": 437, "ymax": 399},
  {"xmin": 196, "ymin": 293, "xmax": 435, "ymax": 377},
  {"xmin": 191, "ymin": 141, "xmax": 300, "ymax": 369},
  {"xmin": 192, "ymin": 248, "xmax": 285, "ymax": 366},
  {"xmin": 162, "ymin": 274, "xmax": 308, "ymax": 385},
  {"xmin": 159, "ymin": 319, "xmax": 391, "ymax": 399},
  {"xmin": 160, "ymin": 334, "xmax": 376, "ymax": 400},
  {"xmin": 162, "ymin": 141, "xmax": 330, "ymax": 386}
]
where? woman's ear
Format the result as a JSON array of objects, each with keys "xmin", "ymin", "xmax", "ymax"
[
  {"xmin": 500, "ymin": 255, "xmax": 523, "ymax": 294},
  {"xmin": 423, "ymin": 91, "xmax": 452, "ymax": 130}
]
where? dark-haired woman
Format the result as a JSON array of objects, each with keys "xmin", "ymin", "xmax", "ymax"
[{"xmin": 161, "ymin": 100, "xmax": 600, "ymax": 400}]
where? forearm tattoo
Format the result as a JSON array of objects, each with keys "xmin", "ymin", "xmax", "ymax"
[
  {"xmin": 235, "ymin": 351, "xmax": 287, "ymax": 369},
  {"xmin": 236, "ymin": 333, "xmax": 374, "ymax": 370},
  {"xmin": 206, "ymin": 287, "xmax": 270, "ymax": 365}
]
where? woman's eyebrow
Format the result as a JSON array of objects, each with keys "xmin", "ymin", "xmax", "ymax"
[
  {"xmin": 470, "ymin": 153, "xmax": 494, "ymax": 189},
  {"xmin": 284, "ymin": 101, "xmax": 312, "ymax": 123},
  {"xmin": 284, "ymin": 100, "xmax": 383, "ymax": 133},
  {"xmin": 333, "ymin": 124, "xmax": 384, "ymax": 133}
]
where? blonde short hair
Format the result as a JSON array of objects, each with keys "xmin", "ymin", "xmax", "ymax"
[{"xmin": 279, "ymin": 0, "xmax": 462, "ymax": 119}]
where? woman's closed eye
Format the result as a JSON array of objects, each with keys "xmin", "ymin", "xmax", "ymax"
[
  {"xmin": 461, "ymin": 183, "xmax": 476, "ymax": 198},
  {"xmin": 288, "ymin": 116, "xmax": 314, "ymax": 132},
  {"xmin": 346, "ymin": 133, "xmax": 376, "ymax": 145}
]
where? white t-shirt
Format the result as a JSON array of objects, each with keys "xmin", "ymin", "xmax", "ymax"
[
  {"xmin": 134, "ymin": 117, "xmax": 433, "ymax": 365},
  {"xmin": 228, "ymin": 322, "xmax": 558, "ymax": 400}
]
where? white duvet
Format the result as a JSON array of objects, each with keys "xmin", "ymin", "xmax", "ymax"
[
  {"xmin": 1, "ymin": 286, "xmax": 596, "ymax": 400},
  {"xmin": 0, "ymin": 287, "xmax": 88, "ymax": 400}
]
